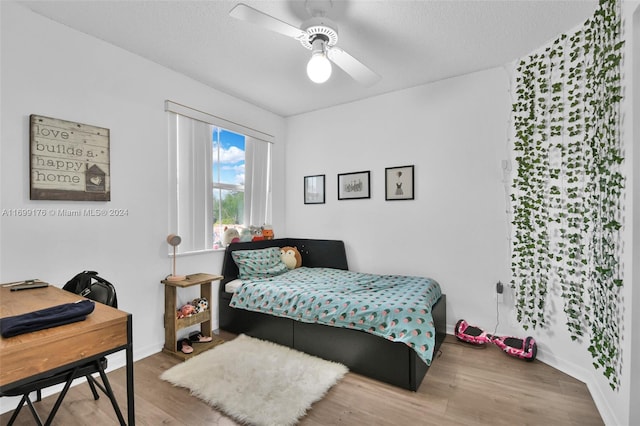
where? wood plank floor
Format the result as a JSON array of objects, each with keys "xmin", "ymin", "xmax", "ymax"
[{"xmin": 1, "ymin": 332, "xmax": 603, "ymax": 425}]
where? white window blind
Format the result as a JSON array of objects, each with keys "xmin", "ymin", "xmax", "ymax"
[
  {"xmin": 244, "ymin": 137, "xmax": 272, "ymax": 227},
  {"xmin": 167, "ymin": 101, "xmax": 273, "ymax": 254}
]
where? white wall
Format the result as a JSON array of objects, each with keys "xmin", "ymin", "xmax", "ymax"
[
  {"xmin": 285, "ymin": 67, "xmax": 515, "ymax": 332},
  {"xmin": 0, "ymin": 1, "xmax": 285, "ymax": 410}
]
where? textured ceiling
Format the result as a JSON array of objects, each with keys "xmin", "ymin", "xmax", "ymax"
[{"xmin": 17, "ymin": 0, "xmax": 598, "ymax": 117}]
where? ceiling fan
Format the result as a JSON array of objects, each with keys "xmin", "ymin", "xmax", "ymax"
[{"xmin": 229, "ymin": 1, "xmax": 380, "ymax": 86}]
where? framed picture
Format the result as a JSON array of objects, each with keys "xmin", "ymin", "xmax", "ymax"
[
  {"xmin": 338, "ymin": 171, "xmax": 370, "ymax": 200},
  {"xmin": 304, "ymin": 174, "xmax": 325, "ymax": 204},
  {"xmin": 30, "ymin": 114, "xmax": 111, "ymax": 201},
  {"xmin": 385, "ymin": 165, "xmax": 414, "ymax": 200}
]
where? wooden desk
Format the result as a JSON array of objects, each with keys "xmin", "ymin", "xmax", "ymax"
[{"xmin": 0, "ymin": 284, "xmax": 135, "ymax": 425}]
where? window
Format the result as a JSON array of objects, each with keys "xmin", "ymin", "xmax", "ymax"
[
  {"xmin": 166, "ymin": 101, "xmax": 273, "ymax": 254},
  {"xmin": 212, "ymin": 129, "xmax": 245, "ymax": 246}
]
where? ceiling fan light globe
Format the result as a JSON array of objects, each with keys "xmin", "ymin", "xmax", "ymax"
[{"xmin": 307, "ymin": 53, "xmax": 332, "ymax": 84}]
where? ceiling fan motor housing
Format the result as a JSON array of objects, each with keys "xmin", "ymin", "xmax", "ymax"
[{"xmin": 299, "ymin": 17, "xmax": 338, "ymax": 50}]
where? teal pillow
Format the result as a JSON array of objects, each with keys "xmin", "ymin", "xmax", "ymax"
[{"xmin": 232, "ymin": 247, "xmax": 288, "ymax": 279}]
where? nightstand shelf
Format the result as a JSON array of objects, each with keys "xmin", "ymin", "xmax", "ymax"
[{"xmin": 161, "ymin": 273, "xmax": 224, "ymax": 360}]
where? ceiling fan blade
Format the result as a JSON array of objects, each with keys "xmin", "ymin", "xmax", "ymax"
[
  {"xmin": 229, "ymin": 3, "xmax": 306, "ymax": 40},
  {"xmin": 327, "ymin": 47, "xmax": 381, "ymax": 87}
]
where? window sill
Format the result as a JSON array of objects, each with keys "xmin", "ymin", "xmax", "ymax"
[{"xmin": 168, "ymin": 247, "xmax": 226, "ymax": 257}]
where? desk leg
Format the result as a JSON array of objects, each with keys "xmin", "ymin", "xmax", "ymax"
[{"xmin": 126, "ymin": 314, "xmax": 135, "ymax": 425}]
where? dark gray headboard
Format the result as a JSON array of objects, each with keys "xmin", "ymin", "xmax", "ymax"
[{"xmin": 219, "ymin": 238, "xmax": 348, "ymax": 286}]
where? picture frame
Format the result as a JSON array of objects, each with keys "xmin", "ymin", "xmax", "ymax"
[
  {"xmin": 30, "ymin": 114, "xmax": 111, "ymax": 201},
  {"xmin": 337, "ymin": 170, "xmax": 370, "ymax": 200},
  {"xmin": 304, "ymin": 174, "xmax": 325, "ymax": 204},
  {"xmin": 385, "ymin": 165, "xmax": 414, "ymax": 201}
]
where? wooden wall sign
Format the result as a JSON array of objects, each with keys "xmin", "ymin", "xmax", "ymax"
[{"xmin": 30, "ymin": 115, "xmax": 110, "ymax": 201}]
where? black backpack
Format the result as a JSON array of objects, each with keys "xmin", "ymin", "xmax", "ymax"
[{"xmin": 63, "ymin": 270, "xmax": 118, "ymax": 308}]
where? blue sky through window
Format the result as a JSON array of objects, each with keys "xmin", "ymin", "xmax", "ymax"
[{"xmin": 213, "ymin": 128, "xmax": 245, "ymax": 185}]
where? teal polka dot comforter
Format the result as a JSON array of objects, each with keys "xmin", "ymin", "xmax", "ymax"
[{"xmin": 229, "ymin": 267, "xmax": 442, "ymax": 365}]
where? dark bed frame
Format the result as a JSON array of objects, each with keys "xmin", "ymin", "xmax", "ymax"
[{"xmin": 218, "ymin": 238, "xmax": 446, "ymax": 391}]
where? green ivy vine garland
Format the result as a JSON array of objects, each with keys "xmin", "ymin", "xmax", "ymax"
[{"xmin": 510, "ymin": 0, "xmax": 624, "ymax": 389}]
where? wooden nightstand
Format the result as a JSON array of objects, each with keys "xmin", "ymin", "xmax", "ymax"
[{"xmin": 161, "ymin": 273, "xmax": 224, "ymax": 360}]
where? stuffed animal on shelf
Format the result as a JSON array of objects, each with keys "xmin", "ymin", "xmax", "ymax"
[
  {"xmin": 222, "ymin": 226, "xmax": 240, "ymax": 247},
  {"xmin": 280, "ymin": 246, "xmax": 302, "ymax": 269},
  {"xmin": 176, "ymin": 303, "xmax": 196, "ymax": 319},
  {"xmin": 191, "ymin": 297, "xmax": 209, "ymax": 313}
]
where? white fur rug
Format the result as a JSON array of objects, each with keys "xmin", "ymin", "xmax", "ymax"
[{"xmin": 160, "ymin": 334, "xmax": 348, "ymax": 426}]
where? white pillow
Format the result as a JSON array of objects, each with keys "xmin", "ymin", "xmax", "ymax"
[{"xmin": 224, "ymin": 279, "xmax": 244, "ymax": 293}]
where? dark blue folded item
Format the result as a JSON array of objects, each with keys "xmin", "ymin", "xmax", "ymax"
[{"xmin": 0, "ymin": 299, "xmax": 95, "ymax": 338}]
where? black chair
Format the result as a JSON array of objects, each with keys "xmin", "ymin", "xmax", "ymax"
[{"xmin": 1, "ymin": 280, "xmax": 126, "ymax": 425}]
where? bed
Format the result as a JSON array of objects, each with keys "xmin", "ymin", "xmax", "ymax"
[{"xmin": 218, "ymin": 238, "xmax": 446, "ymax": 391}]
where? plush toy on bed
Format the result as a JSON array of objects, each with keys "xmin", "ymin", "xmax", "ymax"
[{"xmin": 280, "ymin": 246, "xmax": 302, "ymax": 269}]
